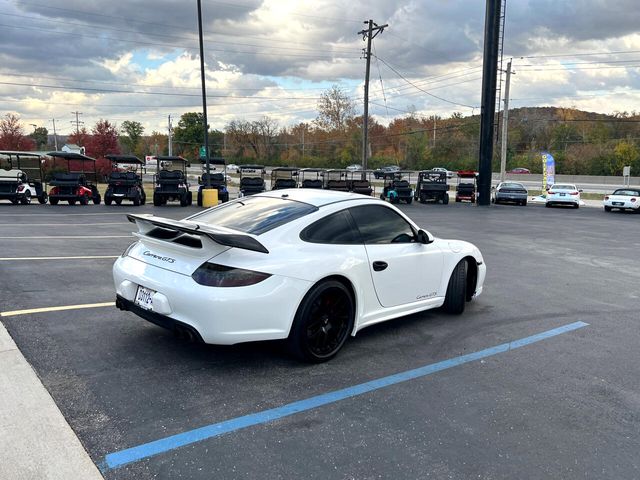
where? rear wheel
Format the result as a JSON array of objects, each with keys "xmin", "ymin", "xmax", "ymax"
[
  {"xmin": 92, "ymin": 194, "xmax": 101, "ymax": 205},
  {"xmin": 38, "ymin": 193, "xmax": 48, "ymax": 204},
  {"xmin": 153, "ymin": 193, "xmax": 162, "ymax": 206},
  {"xmin": 604, "ymin": 206, "xmax": 612, "ymax": 212},
  {"xmin": 405, "ymin": 197, "xmax": 412, "ymax": 204},
  {"xmin": 545, "ymin": 202, "xmax": 551, "ymax": 208},
  {"xmin": 115, "ymin": 198, "xmax": 122, "ymax": 205},
  {"xmin": 521, "ymin": 200, "xmax": 527, "ymax": 206},
  {"xmin": 442, "ymin": 260, "xmax": 467, "ymax": 314},
  {"xmin": 132, "ymin": 193, "xmax": 140, "ymax": 206},
  {"xmin": 104, "ymin": 196, "xmax": 112, "ymax": 206},
  {"xmin": 180, "ymin": 192, "xmax": 189, "ymax": 207},
  {"xmin": 140, "ymin": 191, "xmax": 146, "ymax": 205},
  {"xmin": 443, "ymin": 194, "xmax": 449, "ymax": 205},
  {"xmin": 68, "ymin": 199, "xmax": 76, "ymax": 205},
  {"xmin": 20, "ymin": 191, "xmax": 32, "ymax": 205},
  {"xmin": 50, "ymin": 198, "xmax": 58, "ymax": 205},
  {"xmin": 287, "ymin": 280, "xmax": 354, "ymax": 363},
  {"xmin": 197, "ymin": 190, "xmax": 203, "ymax": 207},
  {"xmin": 79, "ymin": 193, "xmax": 89, "ymax": 205}
]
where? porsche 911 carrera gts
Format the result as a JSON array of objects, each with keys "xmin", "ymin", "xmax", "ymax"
[{"xmin": 113, "ymin": 189, "xmax": 486, "ymax": 362}]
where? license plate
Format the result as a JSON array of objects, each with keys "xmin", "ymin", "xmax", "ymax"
[
  {"xmin": 613, "ymin": 202, "xmax": 623, "ymax": 206},
  {"xmin": 134, "ymin": 285, "xmax": 155, "ymax": 310},
  {"xmin": 560, "ymin": 193, "xmax": 566, "ymax": 196}
]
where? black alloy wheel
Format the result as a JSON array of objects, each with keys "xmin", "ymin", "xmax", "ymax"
[
  {"xmin": 288, "ymin": 280, "xmax": 354, "ymax": 362},
  {"xmin": 20, "ymin": 191, "xmax": 31, "ymax": 204}
]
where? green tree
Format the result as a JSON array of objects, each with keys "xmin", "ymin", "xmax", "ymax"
[
  {"xmin": 611, "ymin": 141, "xmax": 639, "ymax": 175},
  {"xmin": 120, "ymin": 120, "xmax": 144, "ymax": 154},
  {"xmin": 30, "ymin": 126, "xmax": 48, "ymax": 149},
  {"xmin": 173, "ymin": 112, "xmax": 223, "ymax": 159},
  {"xmin": 314, "ymin": 85, "xmax": 355, "ymax": 132}
]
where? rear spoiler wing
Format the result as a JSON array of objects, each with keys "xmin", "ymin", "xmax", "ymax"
[{"xmin": 127, "ymin": 214, "xmax": 269, "ymax": 254}]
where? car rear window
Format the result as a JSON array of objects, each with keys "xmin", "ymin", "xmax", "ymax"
[
  {"xmin": 551, "ymin": 184, "xmax": 574, "ymax": 190},
  {"xmin": 612, "ymin": 189, "xmax": 639, "ymax": 196},
  {"xmin": 500, "ymin": 183, "xmax": 523, "ymax": 189},
  {"xmin": 188, "ymin": 196, "xmax": 317, "ymax": 235}
]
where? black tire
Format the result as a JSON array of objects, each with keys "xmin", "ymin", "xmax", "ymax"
[
  {"xmin": 11, "ymin": 198, "xmax": 19, "ymax": 205},
  {"xmin": 68, "ymin": 199, "xmax": 76, "ymax": 205},
  {"xmin": 604, "ymin": 205, "xmax": 612, "ymax": 212},
  {"xmin": 140, "ymin": 191, "xmax": 146, "ymax": 205},
  {"xmin": 573, "ymin": 203, "xmax": 579, "ymax": 209},
  {"xmin": 105, "ymin": 196, "xmax": 112, "ymax": 205},
  {"xmin": 132, "ymin": 193, "xmax": 140, "ymax": 206},
  {"xmin": 380, "ymin": 193, "xmax": 385, "ymax": 200},
  {"xmin": 115, "ymin": 198, "xmax": 122, "ymax": 205},
  {"xmin": 491, "ymin": 196, "xmax": 495, "ymax": 204},
  {"xmin": 50, "ymin": 198, "xmax": 58, "ymax": 205},
  {"xmin": 443, "ymin": 194, "xmax": 449, "ymax": 205},
  {"xmin": 545, "ymin": 202, "xmax": 551, "ymax": 208},
  {"xmin": 197, "ymin": 190, "xmax": 203, "ymax": 207},
  {"xmin": 522, "ymin": 200, "xmax": 527, "ymax": 206},
  {"xmin": 79, "ymin": 193, "xmax": 89, "ymax": 205},
  {"xmin": 187, "ymin": 191, "xmax": 193, "ymax": 205},
  {"xmin": 221, "ymin": 192, "xmax": 229, "ymax": 203},
  {"xmin": 153, "ymin": 193, "xmax": 161, "ymax": 206},
  {"xmin": 38, "ymin": 193, "xmax": 48, "ymax": 204},
  {"xmin": 93, "ymin": 194, "xmax": 101, "ymax": 205},
  {"xmin": 442, "ymin": 260, "xmax": 467, "ymax": 314},
  {"xmin": 180, "ymin": 192, "xmax": 189, "ymax": 207},
  {"xmin": 20, "ymin": 191, "xmax": 31, "ymax": 205},
  {"xmin": 406, "ymin": 197, "xmax": 413, "ymax": 204},
  {"xmin": 287, "ymin": 280, "xmax": 354, "ymax": 363}
]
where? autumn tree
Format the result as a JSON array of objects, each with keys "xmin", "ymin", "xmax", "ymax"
[
  {"xmin": 67, "ymin": 127, "xmax": 89, "ymax": 148},
  {"xmin": 314, "ymin": 85, "xmax": 355, "ymax": 132},
  {"xmin": 120, "ymin": 120, "xmax": 144, "ymax": 154},
  {"xmin": 0, "ymin": 113, "xmax": 35, "ymax": 150},
  {"xmin": 85, "ymin": 119, "xmax": 120, "ymax": 176},
  {"xmin": 30, "ymin": 126, "xmax": 49, "ymax": 149}
]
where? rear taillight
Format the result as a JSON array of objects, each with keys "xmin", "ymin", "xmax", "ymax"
[
  {"xmin": 631, "ymin": 198, "xmax": 637, "ymax": 203},
  {"xmin": 192, "ymin": 263, "xmax": 271, "ymax": 287},
  {"xmin": 548, "ymin": 191, "xmax": 555, "ymax": 195},
  {"xmin": 17, "ymin": 185, "xmax": 25, "ymax": 192},
  {"xmin": 604, "ymin": 196, "xmax": 609, "ymax": 200},
  {"xmin": 570, "ymin": 192, "xmax": 579, "ymax": 195}
]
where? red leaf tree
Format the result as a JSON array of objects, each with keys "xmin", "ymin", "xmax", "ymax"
[
  {"xmin": 85, "ymin": 119, "xmax": 121, "ymax": 177},
  {"xmin": 0, "ymin": 113, "xmax": 36, "ymax": 151}
]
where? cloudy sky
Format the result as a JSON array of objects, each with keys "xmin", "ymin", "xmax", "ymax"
[{"xmin": 1, "ymin": 0, "xmax": 640, "ymax": 137}]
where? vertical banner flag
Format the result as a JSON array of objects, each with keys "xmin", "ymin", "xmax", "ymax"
[{"xmin": 541, "ymin": 152, "xmax": 555, "ymax": 193}]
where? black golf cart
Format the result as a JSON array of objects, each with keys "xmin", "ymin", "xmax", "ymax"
[
  {"xmin": 455, "ymin": 170, "xmax": 477, "ymax": 203},
  {"xmin": 270, "ymin": 167, "xmax": 298, "ymax": 190},
  {"xmin": 153, "ymin": 156, "xmax": 192, "ymax": 206},
  {"xmin": 299, "ymin": 168, "xmax": 324, "ymax": 189},
  {"xmin": 323, "ymin": 169, "xmax": 350, "ymax": 191},
  {"xmin": 415, "ymin": 170, "xmax": 449, "ymax": 204},
  {"xmin": 47, "ymin": 151, "xmax": 101, "ymax": 205},
  {"xmin": 0, "ymin": 151, "xmax": 48, "ymax": 204},
  {"xmin": 197, "ymin": 157, "xmax": 229, "ymax": 205},
  {"xmin": 238, "ymin": 165, "xmax": 266, "ymax": 196},
  {"xmin": 348, "ymin": 170, "xmax": 373, "ymax": 196},
  {"xmin": 104, "ymin": 154, "xmax": 146, "ymax": 206},
  {"xmin": 380, "ymin": 172, "xmax": 413, "ymax": 204}
]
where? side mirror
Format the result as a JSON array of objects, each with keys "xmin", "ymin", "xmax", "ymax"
[{"xmin": 417, "ymin": 229, "xmax": 434, "ymax": 244}]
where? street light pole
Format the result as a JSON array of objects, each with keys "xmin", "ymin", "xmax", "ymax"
[{"xmin": 197, "ymin": 0, "xmax": 211, "ymax": 188}]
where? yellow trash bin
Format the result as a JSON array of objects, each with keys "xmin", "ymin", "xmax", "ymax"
[{"xmin": 202, "ymin": 188, "xmax": 218, "ymax": 207}]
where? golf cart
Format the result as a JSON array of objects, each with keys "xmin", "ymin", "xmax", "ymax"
[
  {"xmin": 415, "ymin": 170, "xmax": 449, "ymax": 204},
  {"xmin": 0, "ymin": 151, "xmax": 48, "ymax": 204},
  {"xmin": 323, "ymin": 169, "xmax": 349, "ymax": 191},
  {"xmin": 380, "ymin": 172, "xmax": 413, "ymax": 204},
  {"xmin": 455, "ymin": 170, "xmax": 477, "ymax": 203},
  {"xmin": 348, "ymin": 170, "xmax": 373, "ymax": 196},
  {"xmin": 238, "ymin": 165, "xmax": 266, "ymax": 197},
  {"xmin": 270, "ymin": 167, "xmax": 298, "ymax": 190},
  {"xmin": 47, "ymin": 151, "xmax": 101, "ymax": 205},
  {"xmin": 197, "ymin": 157, "xmax": 229, "ymax": 205},
  {"xmin": 104, "ymin": 154, "xmax": 146, "ymax": 206},
  {"xmin": 299, "ymin": 168, "xmax": 324, "ymax": 189},
  {"xmin": 153, "ymin": 156, "xmax": 192, "ymax": 206}
]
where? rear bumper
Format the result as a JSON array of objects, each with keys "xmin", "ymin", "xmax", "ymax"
[{"xmin": 116, "ymin": 295, "xmax": 204, "ymax": 342}]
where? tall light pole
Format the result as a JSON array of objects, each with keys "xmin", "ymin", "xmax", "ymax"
[
  {"xmin": 499, "ymin": 59, "xmax": 513, "ymax": 183},
  {"xmin": 197, "ymin": 0, "xmax": 211, "ymax": 188}
]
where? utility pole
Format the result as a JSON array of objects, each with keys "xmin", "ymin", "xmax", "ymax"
[
  {"xmin": 168, "ymin": 114, "xmax": 173, "ymax": 156},
  {"xmin": 358, "ymin": 19, "xmax": 388, "ymax": 176},
  {"xmin": 477, "ymin": 0, "xmax": 502, "ymax": 206},
  {"xmin": 301, "ymin": 128, "xmax": 305, "ymax": 163},
  {"xmin": 51, "ymin": 118, "xmax": 58, "ymax": 150},
  {"xmin": 433, "ymin": 116, "xmax": 437, "ymax": 147},
  {"xmin": 197, "ymin": 0, "xmax": 211, "ymax": 188},
  {"xmin": 70, "ymin": 111, "xmax": 83, "ymax": 136},
  {"xmin": 499, "ymin": 59, "xmax": 513, "ymax": 183}
]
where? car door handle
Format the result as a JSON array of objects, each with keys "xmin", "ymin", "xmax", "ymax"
[{"xmin": 372, "ymin": 261, "xmax": 388, "ymax": 271}]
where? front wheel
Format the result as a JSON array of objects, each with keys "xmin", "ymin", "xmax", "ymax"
[
  {"xmin": 442, "ymin": 260, "xmax": 467, "ymax": 314},
  {"xmin": 38, "ymin": 192, "xmax": 48, "ymax": 204},
  {"xmin": 287, "ymin": 280, "xmax": 354, "ymax": 363},
  {"xmin": 604, "ymin": 205, "xmax": 612, "ymax": 212},
  {"xmin": 443, "ymin": 194, "xmax": 449, "ymax": 205},
  {"xmin": 20, "ymin": 191, "xmax": 32, "ymax": 205}
]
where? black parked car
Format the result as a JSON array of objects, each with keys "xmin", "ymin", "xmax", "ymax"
[{"xmin": 373, "ymin": 165, "xmax": 401, "ymax": 179}]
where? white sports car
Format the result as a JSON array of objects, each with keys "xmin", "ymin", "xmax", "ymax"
[
  {"xmin": 603, "ymin": 188, "xmax": 640, "ymax": 212},
  {"xmin": 113, "ymin": 189, "xmax": 486, "ymax": 362}
]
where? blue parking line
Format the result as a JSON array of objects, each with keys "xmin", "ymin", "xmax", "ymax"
[{"xmin": 100, "ymin": 321, "xmax": 588, "ymax": 472}]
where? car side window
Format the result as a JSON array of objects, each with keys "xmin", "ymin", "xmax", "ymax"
[
  {"xmin": 348, "ymin": 205, "xmax": 416, "ymax": 244},
  {"xmin": 300, "ymin": 209, "xmax": 361, "ymax": 244}
]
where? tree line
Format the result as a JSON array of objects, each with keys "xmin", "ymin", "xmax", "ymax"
[{"xmin": 1, "ymin": 86, "xmax": 639, "ymax": 177}]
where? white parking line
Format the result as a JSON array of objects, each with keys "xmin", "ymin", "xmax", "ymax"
[
  {"xmin": 0, "ymin": 212, "xmax": 131, "ymax": 216},
  {"xmin": 0, "ymin": 302, "xmax": 115, "ymax": 317},
  {"xmin": 4, "ymin": 223, "xmax": 129, "ymax": 227},
  {"xmin": 0, "ymin": 235, "xmax": 132, "ymax": 239},
  {"xmin": 0, "ymin": 255, "xmax": 119, "ymax": 261}
]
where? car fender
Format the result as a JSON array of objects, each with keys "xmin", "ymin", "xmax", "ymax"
[{"xmin": 435, "ymin": 239, "xmax": 484, "ymax": 296}]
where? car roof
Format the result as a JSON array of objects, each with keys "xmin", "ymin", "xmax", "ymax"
[{"xmin": 255, "ymin": 188, "xmax": 375, "ymax": 207}]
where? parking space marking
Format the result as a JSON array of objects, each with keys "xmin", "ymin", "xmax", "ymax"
[
  {"xmin": 0, "ymin": 302, "xmax": 115, "ymax": 317},
  {"xmin": 0, "ymin": 255, "xmax": 119, "ymax": 261},
  {"xmin": 100, "ymin": 321, "xmax": 589, "ymax": 472},
  {"xmin": 0, "ymin": 235, "xmax": 132, "ymax": 239},
  {"xmin": 0, "ymin": 212, "xmax": 130, "ymax": 217}
]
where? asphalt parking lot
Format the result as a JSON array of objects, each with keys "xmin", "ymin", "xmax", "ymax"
[{"xmin": 1, "ymin": 200, "xmax": 639, "ymax": 479}]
